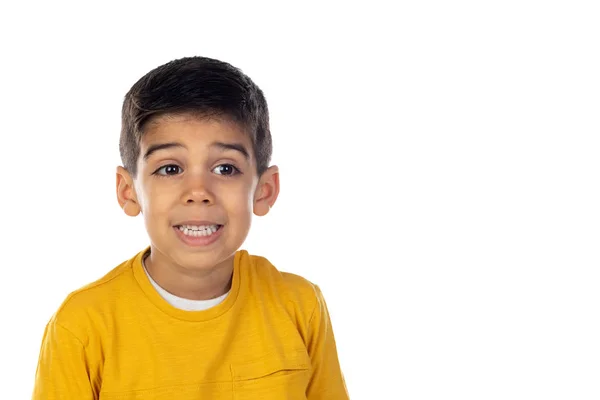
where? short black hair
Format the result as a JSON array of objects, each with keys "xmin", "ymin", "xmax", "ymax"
[{"xmin": 119, "ymin": 56, "xmax": 272, "ymax": 177}]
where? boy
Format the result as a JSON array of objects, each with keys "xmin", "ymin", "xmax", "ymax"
[{"xmin": 32, "ymin": 56, "xmax": 349, "ymax": 399}]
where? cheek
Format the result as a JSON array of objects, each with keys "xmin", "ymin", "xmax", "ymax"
[
  {"xmin": 223, "ymin": 186, "xmax": 254, "ymax": 215},
  {"xmin": 143, "ymin": 184, "xmax": 177, "ymax": 216}
]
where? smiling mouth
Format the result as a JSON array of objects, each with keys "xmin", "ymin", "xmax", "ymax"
[{"xmin": 175, "ymin": 224, "xmax": 223, "ymax": 237}]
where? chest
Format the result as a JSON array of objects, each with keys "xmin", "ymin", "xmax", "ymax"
[{"xmin": 95, "ymin": 304, "xmax": 311, "ymax": 400}]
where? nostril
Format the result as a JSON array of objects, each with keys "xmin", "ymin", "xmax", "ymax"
[{"xmin": 185, "ymin": 197, "xmax": 212, "ymax": 204}]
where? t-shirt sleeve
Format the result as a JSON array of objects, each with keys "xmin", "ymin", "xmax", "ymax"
[
  {"xmin": 305, "ymin": 285, "xmax": 350, "ymax": 399},
  {"xmin": 32, "ymin": 320, "xmax": 95, "ymax": 400}
]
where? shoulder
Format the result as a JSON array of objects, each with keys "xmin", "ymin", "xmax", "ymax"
[
  {"xmin": 242, "ymin": 251, "xmax": 320, "ymax": 312},
  {"xmin": 49, "ymin": 250, "xmax": 142, "ymax": 342}
]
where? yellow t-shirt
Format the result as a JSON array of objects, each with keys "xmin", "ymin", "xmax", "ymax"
[{"xmin": 32, "ymin": 248, "xmax": 349, "ymax": 399}]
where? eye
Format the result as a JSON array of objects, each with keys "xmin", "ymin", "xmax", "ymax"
[
  {"xmin": 154, "ymin": 164, "xmax": 183, "ymax": 176},
  {"xmin": 213, "ymin": 164, "xmax": 240, "ymax": 176}
]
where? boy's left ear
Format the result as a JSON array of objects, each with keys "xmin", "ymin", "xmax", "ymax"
[{"xmin": 253, "ymin": 165, "xmax": 280, "ymax": 217}]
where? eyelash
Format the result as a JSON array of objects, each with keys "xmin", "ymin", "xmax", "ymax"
[{"xmin": 152, "ymin": 164, "xmax": 242, "ymax": 177}]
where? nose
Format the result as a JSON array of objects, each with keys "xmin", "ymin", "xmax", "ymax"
[{"xmin": 182, "ymin": 174, "xmax": 215, "ymax": 205}]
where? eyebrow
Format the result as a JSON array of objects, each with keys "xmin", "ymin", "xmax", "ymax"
[
  {"xmin": 211, "ymin": 141, "xmax": 250, "ymax": 160},
  {"xmin": 143, "ymin": 142, "xmax": 186, "ymax": 161},
  {"xmin": 142, "ymin": 141, "xmax": 250, "ymax": 161}
]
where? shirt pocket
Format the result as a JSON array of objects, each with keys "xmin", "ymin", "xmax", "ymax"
[
  {"xmin": 99, "ymin": 381, "xmax": 232, "ymax": 400},
  {"xmin": 231, "ymin": 349, "xmax": 311, "ymax": 400}
]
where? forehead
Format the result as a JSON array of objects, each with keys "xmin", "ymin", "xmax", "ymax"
[{"xmin": 141, "ymin": 114, "xmax": 253, "ymax": 149}]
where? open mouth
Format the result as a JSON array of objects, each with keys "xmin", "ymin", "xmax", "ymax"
[{"xmin": 175, "ymin": 224, "xmax": 223, "ymax": 237}]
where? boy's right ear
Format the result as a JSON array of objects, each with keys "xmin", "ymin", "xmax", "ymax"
[{"xmin": 116, "ymin": 166, "xmax": 141, "ymax": 217}]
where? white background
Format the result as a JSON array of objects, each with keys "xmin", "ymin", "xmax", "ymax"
[{"xmin": 1, "ymin": 1, "xmax": 599, "ymax": 399}]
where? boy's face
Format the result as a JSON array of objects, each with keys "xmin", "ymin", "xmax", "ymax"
[{"xmin": 116, "ymin": 114, "xmax": 278, "ymax": 272}]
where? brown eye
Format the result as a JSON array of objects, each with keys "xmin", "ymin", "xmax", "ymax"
[
  {"xmin": 155, "ymin": 165, "xmax": 182, "ymax": 176},
  {"xmin": 213, "ymin": 164, "xmax": 240, "ymax": 176}
]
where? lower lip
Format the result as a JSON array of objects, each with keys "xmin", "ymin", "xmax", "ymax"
[{"xmin": 174, "ymin": 226, "xmax": 223, "ymax": 247}]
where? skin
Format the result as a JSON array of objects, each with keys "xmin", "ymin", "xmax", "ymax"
[{"xmin": 116, "ymin": 114, "xmax": 279, "ymax": 300}]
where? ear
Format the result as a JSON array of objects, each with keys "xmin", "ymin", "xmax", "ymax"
[
  {"xmin": 116, "ymin": 166, "xmax": 141, "ymax": 217},
  {"xmin": 253, "ymin": 165, "xmax": 280, "ymax": 217}
]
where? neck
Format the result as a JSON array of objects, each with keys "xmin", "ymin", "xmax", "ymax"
[{"xmin": 143, "ymin": 249, "xmax": 234, "ymax": 301}]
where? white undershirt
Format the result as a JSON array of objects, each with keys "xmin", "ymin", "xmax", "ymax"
[{"xmin": 142, "ymin": 258, "xmax": 229, "ymax": 311}]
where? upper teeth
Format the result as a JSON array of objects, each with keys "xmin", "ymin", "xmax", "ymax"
[{"xmin": 179, "ymin": 224, "xmax": 219, "ymax": 237}]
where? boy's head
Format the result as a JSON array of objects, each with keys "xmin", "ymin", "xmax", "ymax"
[
  {"xmin": 116, "ymin": 57, "xmax": 279, "ymax": 272},
  {"xmin": 119, "ymin": 56, "xmax": 272, "ymax": 178}
]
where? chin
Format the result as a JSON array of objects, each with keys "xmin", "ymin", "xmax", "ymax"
[{"xmin": 172, "ymin": 247, "xmax": 234, "ymax": 269}]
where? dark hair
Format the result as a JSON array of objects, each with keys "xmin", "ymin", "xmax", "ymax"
[{"xmin": 119, "ymin": 56, "xmax": 272, "ymax": 177}]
